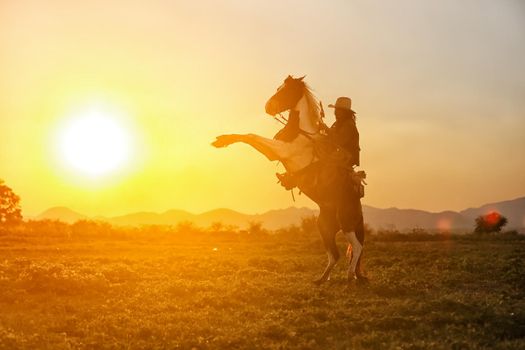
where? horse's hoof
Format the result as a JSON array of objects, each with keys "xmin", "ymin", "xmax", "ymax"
[
  {"xmin": 347, "ymin": 273, "xmax": 368, "ymax": 283},
  {"xmin": 211, "ymin": 139, "xmax": 224, "ymax": 148}
]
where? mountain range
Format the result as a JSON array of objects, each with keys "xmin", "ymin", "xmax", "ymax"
[{"xmin": 33, "ymin": 196, "xmax": 525, "ymax": 232}]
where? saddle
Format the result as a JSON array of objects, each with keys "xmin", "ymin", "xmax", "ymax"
[
  {"xmin": 276, "ymin": 161, "xmax": 321, "ymax": 192},
  {"xmin": 277, "ymin": 163, "xmax": 367, "ymax": 199}
]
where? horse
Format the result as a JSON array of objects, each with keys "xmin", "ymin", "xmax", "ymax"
[{"xmin": 212, "ymin": 75, "xmax": 366, "ymax": 284}]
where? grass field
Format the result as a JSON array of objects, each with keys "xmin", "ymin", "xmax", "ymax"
[{"xmin": 0, "ymin": 223, "xmax": 524, "ymax": 349}]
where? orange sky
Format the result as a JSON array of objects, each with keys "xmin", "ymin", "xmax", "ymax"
[{"xmin": 1, "ymin": 0, "xmax": 524, "ymax": 217}]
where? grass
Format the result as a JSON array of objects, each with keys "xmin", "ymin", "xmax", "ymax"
[{"xmin": 0, "ymin": 224, "xmax": 524, "ymax": 349}]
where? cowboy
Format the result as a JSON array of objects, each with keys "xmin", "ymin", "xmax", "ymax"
[
  {"xmin": 326, "ymin": 97, "xmax": 365, "ymax": 276},
  {"xmin": 326, "ymin": 97, "xmax": 360, "ymax": 169}
]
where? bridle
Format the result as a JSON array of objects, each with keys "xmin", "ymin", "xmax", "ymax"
[{"xmin": 272, "ymin": 105, "xmax": 320, "ymax": 140}]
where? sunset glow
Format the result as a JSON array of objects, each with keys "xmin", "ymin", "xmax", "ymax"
[
  {"xmin": 0, "ymin": 0, "xmax": 523, "ymax": 217},
  {"xmin": 0, "ymin": 2, "xmax": 523, "ymax": 348}
]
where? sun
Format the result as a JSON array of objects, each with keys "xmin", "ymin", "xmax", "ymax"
[{"xmin": 56, "ymin": 107, "xmax": 133, "ymax": 178}]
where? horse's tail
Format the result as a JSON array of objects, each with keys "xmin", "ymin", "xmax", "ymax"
[
  {"xmin": 355, "ymin": 216, "xmax": 365, "ymax": 276},
  {"xmin": 355, "ymin": 215, "xmax": 365, "ymax": 245}
]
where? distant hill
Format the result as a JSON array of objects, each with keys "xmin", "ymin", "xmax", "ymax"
[
  {"xmin": 35, "ymin": 206, "xmax": 316, "ymax": 230},
  {"xmin": 36, "ymin": 207, "xmax": 87, "ymax": 223},
  {"xmin": 362, "ymin": 206, "xmax": 470, "ymax": 231},
  {"xmin": 255, "ymin": 207, "xmax": 317, "ymax": 229},
  {"xmin": 34, "ymin": 196, "xmax": 525, "ymax": 231},
  {"xmin": 460, "ymin": 197, "xmax": 525, "ymax": 229},
  {"xmin": 195, "ymin": 208, "xmax": 252, "ymax": 228},
  {"xmin": 361, "ymin": 197, "xmax": 525, "ymax": 231},
  {"xmin": 107, "ymin": 209, "xmax": 194, "ymax": 226}
]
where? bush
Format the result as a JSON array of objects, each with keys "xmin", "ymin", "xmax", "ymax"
[
  {"xmin": 474, "ymin": 212, "xmax": 508, "ymax": 233},
  {"xmin": 247, "ymin": 221, "xmax": 268, "ymax": 236}
]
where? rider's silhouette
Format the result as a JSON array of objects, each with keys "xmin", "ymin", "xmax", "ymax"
[
  {"xmin": 326, "ymin": 97, "xmax": 364, "ymax": 246},
  {"xmin": 327, "ymin": 97, "xmax": 360, "ymax": 168}
]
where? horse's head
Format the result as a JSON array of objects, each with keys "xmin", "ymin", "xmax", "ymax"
[
  {"xmin": 266, "ymin": 75, "xmax": 324, "ymax": 138},
  {"xmin": 265, "ymin": 75, "xmax": 306, "ymax": 116}
]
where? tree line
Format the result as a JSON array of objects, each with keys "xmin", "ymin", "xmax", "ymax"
[{"xmin": 0, "ymin": 179, "xmax": 514, "ymax": 234}]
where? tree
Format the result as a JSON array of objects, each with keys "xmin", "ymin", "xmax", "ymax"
[
  {"xmin": 474, "ymin": 211, "xmax": 508, "ymax": 233},
  {"xmin": 248, "ymin": 221, "xmax": 267, "ymax": 236},
  {"xmin": 0, "ymin": 179, "xmax": 22, "ymax": 226}
]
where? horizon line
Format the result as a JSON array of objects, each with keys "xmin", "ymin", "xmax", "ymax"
[{"xmin": 26, "ymin": 194, "xmax": 525, "ymax": 218}]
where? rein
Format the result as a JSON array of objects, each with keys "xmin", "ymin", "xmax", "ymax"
[
  {"xmin": 275, "ymin": 112, "xmax": 317, "ymax": 139},
  {"xmin": 274, "ymin": 113, "xmax": 287, "ymax": 126}
]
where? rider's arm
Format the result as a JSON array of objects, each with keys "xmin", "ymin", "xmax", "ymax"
[
  {"xmin": 337, "ymin": 121, "xmax": 359, "ymax": 167},
  {"xmin": 328, "ymin": 122, "xmax": 358, "ymax": 167}
]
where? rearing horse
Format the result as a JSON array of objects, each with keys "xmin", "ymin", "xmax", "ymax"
[{"xmin": 212, "ymin": 75, "xmax": 365, "ymax": 284}]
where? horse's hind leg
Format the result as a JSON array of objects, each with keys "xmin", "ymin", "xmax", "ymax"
[
  {"xmin": 313, "ymin": 208, "xmax": 339, "ymax": 285},
  {"xmin": 343, "ymin": 230, "xmax": 362, "ymax": 279},
  {"xmin": 339, "ymin": 193, "xmax": 368, "ymax": 283},
  {"xmin": 344, "ymin": 216, "xmax": 367, "ymax": 282}
]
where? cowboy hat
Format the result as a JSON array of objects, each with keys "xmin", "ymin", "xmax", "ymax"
[{"xmin": 328, "ymin": 97, "xmax": 353, "ymax": 111}]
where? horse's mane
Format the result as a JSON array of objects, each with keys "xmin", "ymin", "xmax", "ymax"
[{"xmin": 302, "ymin": 83, "xmax": 323, "ymax": 129}]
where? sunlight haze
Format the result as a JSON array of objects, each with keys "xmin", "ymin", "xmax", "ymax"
[{"xmin": 1, "ymin": 0, "xmax": 524, "ymax": 217}]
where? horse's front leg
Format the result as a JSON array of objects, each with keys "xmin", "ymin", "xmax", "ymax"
[
  {"xmin": 211, "ymin": 134, "xmax": 244, "ymax": 148},
  {"xmin": 212, "ymin": 133, "xmax": 286, "ymax": 162}
]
